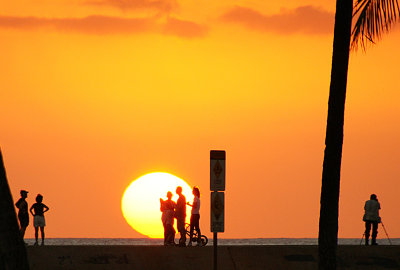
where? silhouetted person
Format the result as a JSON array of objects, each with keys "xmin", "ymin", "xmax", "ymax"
[
  {"xmin": 175, "ymin": 186, "xmax": 186, "ymax": 246},
  {"xmin": 29, "ymin": 194, "xmax": 49, "ymax": 246},
  {"xmin": 15, "ymin": 190, "xmax": 29, "ymax": 241},
  {"xmin": 187, "ymin": 186, "xmax": 201, "ymax": 246},
  {"xmin": 363, "ymin": 194, "xmax": 381, "ymax": 245},
  {"xmin": 160, "ymin": 191, "xmax": 176, "ymax": 246}
]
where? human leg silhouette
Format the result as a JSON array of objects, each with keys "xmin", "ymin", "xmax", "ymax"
[
  {"xmin": 371, "ymin": 222, "xmax": 378, "ymax": 245},
  {"xmin": 40, "ymin": 226, "xmax": 45, "ymax": 245},
  {"xmin": 365, "ymin": 221, "xmax": 372, "ymax": 246}
]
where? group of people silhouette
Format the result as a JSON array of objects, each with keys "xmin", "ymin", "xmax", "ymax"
[
  {"xmin": 160, "ymin": 186, "xmax": 201, "ymax": 247},
  {"xmin": 13, "ymin": 188, "xmax": 383, "ymax": 246},
  {"xmin": 15, "ymin": 190, "xmax": 49, "ymax": 246}
]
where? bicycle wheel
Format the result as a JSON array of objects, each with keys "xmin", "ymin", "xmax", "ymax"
[
  {"xmin": 185, "ymin": 223, "xmax": 191, "ymax": 238},
  {"xmin": 185, "ymin": 223, "xmax": 191, "ymax": 231},
  {"xmin": 200, "ymin": 235, "xmax": 208, "ymax": 246}
]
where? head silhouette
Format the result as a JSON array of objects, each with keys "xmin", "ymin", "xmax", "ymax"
[
  {"xmin": 167, "ymin": 191, "xmax": 173, "ymax": 200},
  {"xmin": 192, "ymin": 186, "xmax": 200, "ymax": 198},
  {"xmin": 370, "ymin": 194, "xmax": 377, "ymax": 200},
  {"xmin": 20, "ymin": 190, "xmax": 28, "ymax": 198},
  {"xmin": 36, "ymin": 194, "xmax": 43, "ymax": 203},
  {"xmin": 176, "ymin": 186, "xmax": 182, "ymax": 195}
]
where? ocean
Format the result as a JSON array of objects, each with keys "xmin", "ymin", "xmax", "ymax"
[{"xmin": 24, "ymin": 238, "xmax": 399, "ymax": 246}]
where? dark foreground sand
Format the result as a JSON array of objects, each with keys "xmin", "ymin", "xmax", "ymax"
[{"xmin": 27, "ymin": 245, "xmax": 400, "ymax": 270}]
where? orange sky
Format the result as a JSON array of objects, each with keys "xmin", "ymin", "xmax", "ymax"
[{"xmin": 1, "ymin": 0, "xmax": 400, "ymax": 239}]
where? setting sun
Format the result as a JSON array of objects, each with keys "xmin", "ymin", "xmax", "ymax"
[{"xmin": 121, "ymin": 172, "xmax": 194, "ymax": 238}]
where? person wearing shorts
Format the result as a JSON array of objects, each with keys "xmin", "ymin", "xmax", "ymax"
[{"xmin": 30, "ymin": 194, "xmax": 49, "ymax": 246}]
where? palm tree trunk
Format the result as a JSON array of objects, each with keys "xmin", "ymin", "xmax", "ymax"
[
  {"xmin": 0, "ymin": 149, "xmax": 30, "ymax": 270},
  {"xmin": 318, "ymin": 0, "xmax": 353, "ymax": 269}
]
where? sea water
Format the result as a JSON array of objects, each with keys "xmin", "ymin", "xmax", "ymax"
[{"xmin": 24, "ymin": 238, "xmax": 399, "ymax": 246}]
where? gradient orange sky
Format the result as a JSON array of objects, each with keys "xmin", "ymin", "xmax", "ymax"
[{"xmin": 1, "ymin": 0, "xmax": 400, "ymax": 239}]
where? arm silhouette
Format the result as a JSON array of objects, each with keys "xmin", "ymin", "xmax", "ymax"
[{"xmin": 29, "ymin": 205, "xmax": 35, "ymax": 216}]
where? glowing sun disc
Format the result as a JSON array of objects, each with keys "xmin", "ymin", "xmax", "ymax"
[{"xmin": 122, "ymin": 172, "xmax": 193, "ymax": 238}]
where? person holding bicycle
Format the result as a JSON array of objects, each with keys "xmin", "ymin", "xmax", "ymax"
[{"xmin": 187, "ymin": 186, "xmax": 201, "ymax": 247}]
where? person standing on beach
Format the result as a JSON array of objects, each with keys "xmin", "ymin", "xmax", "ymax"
[
  {"xmin": 160, "ymin": 191, "xmax": 176, "ymax": 246},
  {"xmin": 30, "ymin": 194, "xmax": 49, "ymax": 246},
  {"xmin": 187, "ymin": 186, "xmax": 201, "ymax": 247},
  {"xmin": 363, "ymin": 194, "xmax": 381, "ymax": 246},
  {"xmin": 15, "ymin": 190, "xmax": 29, "ymax": 241},
  {"xmin": 175, "ymin": 186, "xmax": 187, "ymax": 246}
]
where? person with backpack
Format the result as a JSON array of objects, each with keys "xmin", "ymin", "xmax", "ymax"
[{"xmin": 363, "ymin": 194, "xmax": 381, "ymax": 245}]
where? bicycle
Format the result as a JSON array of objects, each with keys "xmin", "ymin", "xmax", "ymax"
[{"xmin": 185, "ymin": 223, "xmax": 208, "ymax": 246}]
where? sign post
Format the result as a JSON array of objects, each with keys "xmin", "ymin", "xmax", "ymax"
[{"xmin": 210, "ymin": 150, "xmax": 225, "ymax": 270}]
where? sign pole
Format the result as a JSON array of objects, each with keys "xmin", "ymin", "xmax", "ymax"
[
  {"xmin": 210, "ymin": 150, "xmax": 225, "ymax": 270},
  {"xmin": 213, "ymin": 232, "xmax": 218, "ymax": 270}
]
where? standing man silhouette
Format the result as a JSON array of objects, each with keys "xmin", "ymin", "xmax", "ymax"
[
  {"xmin": 363, "ymin": 194, "xmax": 381, "ymax": 245},
  {"xmin": 15, "ymin": 190, "xmax": 29, "ymax": 241},
  {"xmin": 175, "ymin": 186, "xmax": 186, "ymax": 246}
]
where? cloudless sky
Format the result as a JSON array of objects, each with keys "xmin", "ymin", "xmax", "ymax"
[{"xmin": 1, "ymin": 0, "xmax": 400, "ymax": 238}]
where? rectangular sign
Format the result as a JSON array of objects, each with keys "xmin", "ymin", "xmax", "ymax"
[
  {"xmin": 210, "ymin": 150, "xmax": 226, "ymax": 191},
  {"xmin": 211, "ymin": 191, "xmax": 225, "ymax": 232}
]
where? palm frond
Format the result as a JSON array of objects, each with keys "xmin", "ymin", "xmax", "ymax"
[{"xmin": 351, "ymin": 0, "xmax": 400, "ymax": 51}]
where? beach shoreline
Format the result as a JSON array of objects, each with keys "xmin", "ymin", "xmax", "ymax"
[{"xmin": 21, "ymin": 237, "xmax": 400, "ymax": 246}]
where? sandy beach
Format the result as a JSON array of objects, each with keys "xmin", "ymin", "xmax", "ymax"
[{"xmin": 27, "ymin": 245, "xmax": 400, "ymax": 270}]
